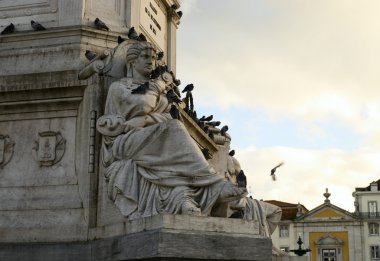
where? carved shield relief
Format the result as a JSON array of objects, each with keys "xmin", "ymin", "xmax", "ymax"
[
  {"xmin": 32, "ymin": 131, "xmax": 65, "ymax": 167},
  {"xmin": 0, "ymin": 135, "xmax": 15, "ymax": 169}
]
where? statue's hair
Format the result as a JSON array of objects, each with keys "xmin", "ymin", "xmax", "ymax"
[{"xmin": 126, "ymin": 41, "xmax": 156, "ymax": 64}]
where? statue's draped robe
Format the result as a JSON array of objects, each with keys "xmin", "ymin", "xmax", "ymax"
[{"xmin": 100, "ymin": 78, "xmax": 225, "ymax": 219}]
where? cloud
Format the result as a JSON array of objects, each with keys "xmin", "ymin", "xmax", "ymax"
[
  {"xmin": 177, "ymin": 0, "xmax": 380, "ymax": 146},
  {"xmin": 237, "ymin": 146, "xmax": 380, "ymax": 211},
  {"xmin": 177, "ymin": 1, "xmax": 380, "ymax": 211}
]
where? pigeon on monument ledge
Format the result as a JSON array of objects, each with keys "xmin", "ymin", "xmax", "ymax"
[
  {"xmin": 131, "ymin": 82, "xmax": 150, "ymax": 94},
  {"xmin": 157, "ymin": 51, "xmax": 164, "ymax": 60},
  {"xmin": 169, "ymin": 71, "xmax": 181, "ymax": 87},
  {"xmin": 94, "ymin": 18, "xmax": 109, "ymax": 31},
  {"xmin": 127, "ymin": 27, "xmax": 139, "ymax": 40},
  {"xmin": 177, "ymin": 11, "xmax": 183, "ymax": 18},
  {"xmin": 31, "ymin": 20, "xmax": 46, "ymax": 31},
  {"xmin": 207, "ymin": 121, "xmax": 221, "ymax": 127},
  {"xmin": 85, "ymin": 50, "xmax": 97, "ymax": 61},
  {"xmin": 166, "ymin": 89, "xmax": 182, "ymax": 104},
  {"xmin": 150, "ymin": 65, "xmax": 168, "ymax": 79},
  {"xmin": 118, "ymin": 35, "xmax": 126, "ymax": 44},
  {"xmin": 229, "ymin": 150, "xmax": 235, "ymax": 157},
  {"xmin": 138, "ymin": 33, "xmax": 147, "ymax": 41},
  {"xmin": 182, "ymin": 83, "xmax": 194, "ymax": 93},
  {"xmin": 169, "ymin": 105, "xmax": 180, "ymax": 120},
  {"xmin": 237, "ymin": 170, "xmax": 247, "ymax": 188},
  {"xmin": 220, "ymin": 125, "xmax": 229, "ymax": 136},
  {"xmin": 201, "ymin": 148, "xmax": 212, "ymax": 160},
  {"xmin": 199, "ymin": 115, "xmax": 213, "ymax": 122},
  {"xmin": 270, "ymin": 162, "xmax": 284, "ymax": 181},
  {"xmin": 1, "ymin": 23, "xmax": 15, "ymax": 35}
]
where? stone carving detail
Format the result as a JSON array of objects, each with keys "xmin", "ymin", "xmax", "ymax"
[
  {"xmin": 0, "ymin": 135, "xmax": 15, "ymax": 169},
  {"xmin": 32, "ymin": 131, "xmax": 65, "ymax": 167},
  {"xmin": 79, "ymin": 39, "xmax": 281, "ymax": 237},
  {"xmin": 89, "ymin": 110, "xmax": 97, "ymax": 173}
]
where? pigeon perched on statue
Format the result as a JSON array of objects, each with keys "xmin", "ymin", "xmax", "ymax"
[
  {"xmin": 150, "ymin": 65, "xmax": 167, "ymax": 79},
  {"xmin": 237, "ymin": 170, "xmax": 247, "ymax": 188},
  {"xmin": 131, "ymin": 82, "xmax": 150, "ymax": 94},
  {"xmin": 220, "ymin": 125, "xmax": 229, "ymax": 136},
  {"xmin": 270, "ymin": 162, "xmax": 284, "ymax": 181},
  {"xmin": 127, "ymin": 26, "xmax": 148, "ymax": 41},
  {"xmin": 31, "ymin": 20, "xmax": 46, "ymax": 31},
  {"xmin": 138, "ymin": 33, "xmax": 147, "ymax": 41},
  {"xmin": 157, "ymin": 51, "xmax": 164, "ymax": 60},
  {"xmin": 199, "ymin": 115, "xmax": 213, "ymax": 122},
  {"xmin": 169, "ymin": 105, "xmax": 180, "ymax": 120},
  {"xmin": 201, "ymin": 148, "xmax": 212, "ymax": 160},
  {"xmin": 118, "ymin": 36, "xmax": 126, "ymax": 44},
  {"xmin": 169, "ymin": 71, "xmax": 181, "ymax": 87},
  {"xmin": 94, "ymin": 18, "xmax": 109, "ymax": 31},
  {"xmin": 166, "ymin": 89, "xmax": 182, "ymax": 104},
  {"xmin": 127, "ymin": 27, "xmax": 138, "ymax": 39},
  {"xmin": 207, "ymin": 121, "xmax": 221, "ymax": 127},
  {"xmin": 229, "ymin": 150, "xmax": 235, "ymax": 157},
  {"xmin": 182, "ymin": 84, "xmax": 194, "ymax": 93},
  {"xmin": 85, "ymin": 50, "xmax": 97, "ymax": 61}
]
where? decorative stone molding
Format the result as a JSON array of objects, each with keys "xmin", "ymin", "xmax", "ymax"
[
  {"xmin": 32, "ymin": 131, "xmax": 65, "ymax": 167},
  {"xmin": 0, "ymin": 135, "xmax": 15, "ymax": 169},
  {"xmin": 0, "ymin": 0, "xmax": 58, "ymax": 18}
]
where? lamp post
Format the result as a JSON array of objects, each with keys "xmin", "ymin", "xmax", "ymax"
[{"xmin": 289, "ymin": 236, "xmax": 311, "ymax": 256}]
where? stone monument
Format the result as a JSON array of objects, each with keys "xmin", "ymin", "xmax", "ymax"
[{"xmin": 0, "ymin": 1, "xmax": 281, "ymax": 260}]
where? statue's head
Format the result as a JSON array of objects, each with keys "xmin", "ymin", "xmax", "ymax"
[{"xmin": 126, "ymin": 41, "xmax": 157, "ymax": 79}]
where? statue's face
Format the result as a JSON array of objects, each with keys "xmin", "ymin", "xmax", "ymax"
[{"xmin": 134, "ymin": 49, "xmax": 156, "ymax": 78}]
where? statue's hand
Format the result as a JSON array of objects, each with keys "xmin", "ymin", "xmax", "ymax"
[
  {"xmin": 97, "ymin": 115, "xmax": 126, "ymax": 136},
  {"xmin": 123, "ymin": 116, "xmax": 149, "ymax": 132}
]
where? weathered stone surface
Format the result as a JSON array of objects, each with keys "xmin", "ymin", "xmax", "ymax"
[
  {"xmin": 0, "ymin": 214, "xmax": 272, "ymax": 261},
  {"xmin": 0, "ymin": 185, "xmax": 82, "ymax": 210}
]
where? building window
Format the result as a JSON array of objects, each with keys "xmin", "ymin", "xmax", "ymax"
[
  {"xmin": 369, "ymin": 201, "xmax": 378, "ymax": 217},
  {"xmin": 370, "ymin": 246, "xmax": 380, "ymax": 259},
  {"xmin": 280, "ymin": 246, "xmax": 289, "ymax": 252},
  {"xmin": 279, "ymin": 225, "xmax": 289, "ymax": 237},
  {"xmin": 369, "ymin": 223, "xmax": 379, "ymax": 235},
  {"xmin": 322, "ymin": 249, "xmax": 336, "ymax": 261}
]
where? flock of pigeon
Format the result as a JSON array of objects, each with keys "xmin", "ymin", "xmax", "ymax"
[{"xmin": 1, "ymin": 20, "xmax": 46, "ymax": 34}]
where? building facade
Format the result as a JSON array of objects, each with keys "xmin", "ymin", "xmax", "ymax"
[
  {"xmin": 353, "ymin": 180, "xmax": 380, "ymax": 260},
  {"xmin": 271, "ymin": 181, "xmax": 380, "ymax": 261}
]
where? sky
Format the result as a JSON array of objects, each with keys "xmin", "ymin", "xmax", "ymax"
[{"xmin": 176, "ymin": 0, "xmax": 380, "ymax": 211}]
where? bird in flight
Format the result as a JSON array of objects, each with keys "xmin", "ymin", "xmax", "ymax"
[{"xmin": 270, "ymin": 162, "xmax": 284, "ymax": 181}]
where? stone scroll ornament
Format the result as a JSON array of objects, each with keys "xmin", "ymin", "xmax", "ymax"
[
  {"xmin": 32, "ymin": 131, "xmax": 66, "ymax": 167},
  {"xmin": 0, "ymin": 135, "xmax": 15, "ymax": 169}
]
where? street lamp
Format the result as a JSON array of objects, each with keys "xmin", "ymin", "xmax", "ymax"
[{"xmin": 289, "ymin": 236, "xmax": 311, "ymax": 256}]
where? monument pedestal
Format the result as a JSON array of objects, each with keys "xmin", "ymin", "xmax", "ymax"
[{"xmin": 0, "ymin": 214, "xmax": 272, "ymax": 261}]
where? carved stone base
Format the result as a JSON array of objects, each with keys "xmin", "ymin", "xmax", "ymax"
[{"xmin": 0, "ymin": 214, "xmax": 272, "ymax": 261}]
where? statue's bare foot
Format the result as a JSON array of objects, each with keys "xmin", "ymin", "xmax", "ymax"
[
  {"xmin": 181, "ymin": 199, "xmax": 201, "ymax": 216},
  {"xmin": 218, "ymin": 181, "xmax": 247, "ymax": 203}
]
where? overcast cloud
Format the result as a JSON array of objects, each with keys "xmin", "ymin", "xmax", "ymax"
[{"xmin": 177, "ymin": 0, "xmax": 380, "ymax": 211}]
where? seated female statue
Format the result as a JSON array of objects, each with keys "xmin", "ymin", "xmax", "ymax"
[{"xmin": 97, "ymin": 41, "xmax": 246, "ymax": 219}]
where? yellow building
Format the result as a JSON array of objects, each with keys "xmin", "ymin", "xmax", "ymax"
[{"xmin": 271, "ymin": 188, "xmax": 365, "ymax": 261}]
